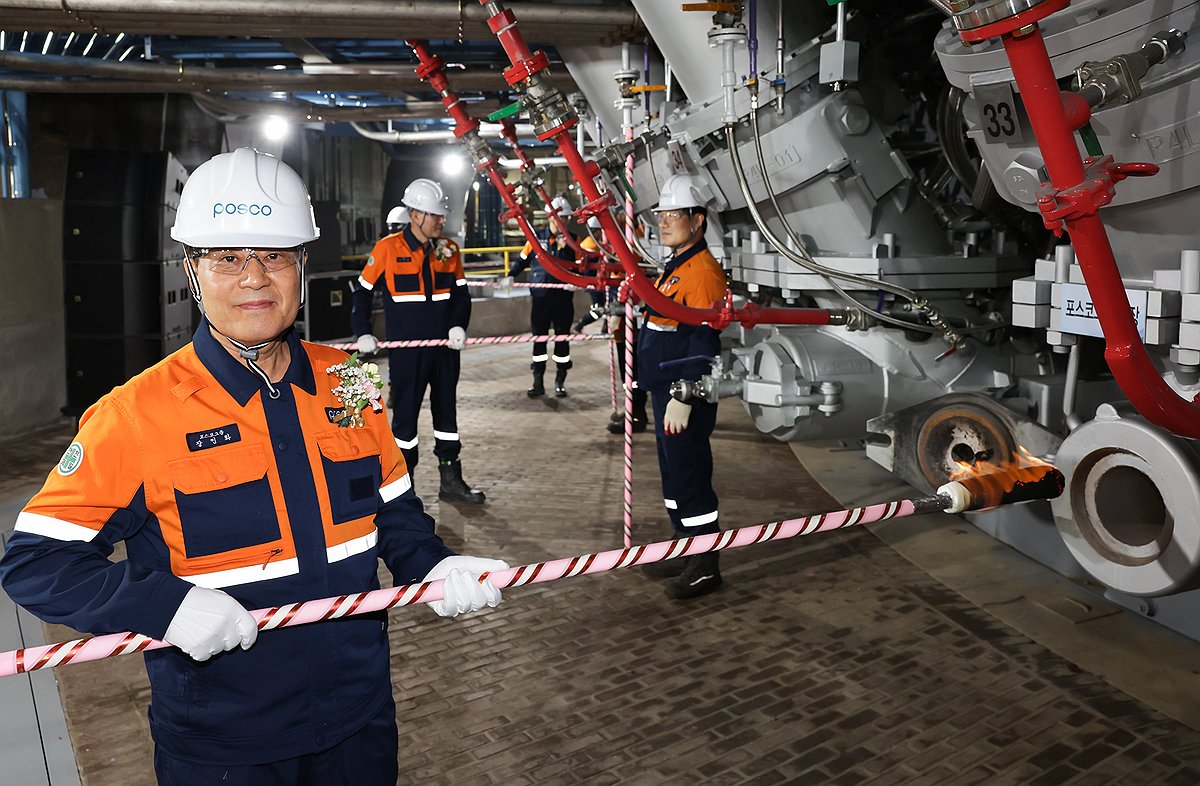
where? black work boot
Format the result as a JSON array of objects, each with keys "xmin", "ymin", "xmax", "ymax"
[
  {"xmin": 527, "ymin": 369, "xmax": 545, "ymax": 398},
  {"xmin": 665, "ymin": 552, "xmax": 722, "ymax": 600},
  {"xmin": 554, "ymin": 366, "xmax": 569, "ymax": 398},
  {"xmin": 642, "ymin": 557, "xmax": 686, "ymax": 579},
  {"xmin": 607, "ymin": 413, "xmax": 647, "ymax": 434},
  {"xmin": 438, "ymin": 460, "xmax": 486, "ymax": 504}
]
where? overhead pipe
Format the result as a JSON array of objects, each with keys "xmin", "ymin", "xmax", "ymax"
[
  {"xmin": 405, "ymin": 38, "xmax": 599, "ymax": 290},
  {"xmin": 0, "ymin": 50, "xmax": 576, "ymax": 94},
  {"xmin": 0, "ymin": 1, "xmax": 643, "ymax": 41},
  {"xmin": 476, "ymin": 0, "xmax": 837, "ymax": 330},
  {"xmin": 350, "ymin": 120, "xmax": 537, "ymax": 144},
  {"xmin": 931, "ymin": 0, "xmax": 1200, "ymax": 439},
  {"xmin": 191, "ymin": 94, "xmax": 500, "ymax": 123}
]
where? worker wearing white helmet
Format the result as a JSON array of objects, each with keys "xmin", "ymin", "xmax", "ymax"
[
  {"xmin": 639, "ymin": 172, "xmax": 728, "ymax": 600},
  {"xmin": 384, "ymin": 204, "xmax": 409, "ymax": 234},
  {"xmin": 0, "ymin": 148, "xmax": 509, "ymax": 785},
  {"xmin": 509, "ymin": 194, "xmax": 579, "ymax": 398},
  {"xmin": 351, "ymin": 177, "xmax": 485, "ymax": 503}
]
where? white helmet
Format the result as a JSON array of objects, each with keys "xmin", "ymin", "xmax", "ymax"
[
  {"xmin": 172, "ymin": 147, "xmax": 319, "ymax": 248},
  {"xmin": 655, "ymin": 173, "xmax": 706, "ymax": 212},
  {"xmin": 586, "ymin": 215, "xmax": 601, "ymax": 229},
  {"xmin": 402, "ymin": 177, "xmax": 448, "ymax": 216},
  {"xmin": 386, "ymin": 205, "xmax": 409, "ymax": 226},
  {"xmin": 550, "ymin": 195, "xmax": 572, "ymax": 217}
]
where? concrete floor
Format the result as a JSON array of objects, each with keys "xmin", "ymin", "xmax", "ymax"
[{"xmin": 4, "ymin": 338, "xmax": 1200, "ymax": 784}]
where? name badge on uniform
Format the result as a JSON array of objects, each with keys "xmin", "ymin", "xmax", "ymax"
[
  {"xmin": 326, "ymin": 407, "xmax": 347, "ymax": 423},
  {"xmin": 186, "ymin": 424, "xmax": 242, "ymax": 452}
]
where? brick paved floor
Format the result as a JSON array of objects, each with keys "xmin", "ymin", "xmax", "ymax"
[{"xmin": 12, "ymin": 339, "xmax": 1200, "ymax": 784}]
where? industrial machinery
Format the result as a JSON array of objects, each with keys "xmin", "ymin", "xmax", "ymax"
[{"xmin": 454, "ymin": 0, "xmax": 1200, "ymax": 640}]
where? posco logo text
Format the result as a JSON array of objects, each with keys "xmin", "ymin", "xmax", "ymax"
[{"xmin": 213, "ymin": 202, "xmax": 273, "ymax": 218}]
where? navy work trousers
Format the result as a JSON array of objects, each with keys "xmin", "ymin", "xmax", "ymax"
[
  {"xmin": 153, "ymin": 697, "xmax": 398, "ymax": 786},
  {"xmin": 389, "ymin": 346, "xmax": 461, "ymax": 470},
  {"xmin": 530, "ymin": 293, "xmax": 574, "ymax": 370},
  {"xmin": 650, "ymin": 390, "xmax": 719, "ymax": 536}
]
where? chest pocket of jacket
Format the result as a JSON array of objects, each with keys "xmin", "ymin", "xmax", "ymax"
[
  {"xmin": 432, "ymin": 267, "xmax": 456, "ymax": 292},
  {"xmin": 391, "ymin": 256, "xmax": 420, "ymax": 295},
  {"xmin": 317, "ymin": 430, "xmax": 382, "ymax": 525},
  {"xmin": 170, "ymin": 443, "xmax": 280, "ymax": 559}
]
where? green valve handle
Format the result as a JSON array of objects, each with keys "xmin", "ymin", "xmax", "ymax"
[{"xmin": 487, "ymin": 101, "xmax": 525, "ymax": 123}]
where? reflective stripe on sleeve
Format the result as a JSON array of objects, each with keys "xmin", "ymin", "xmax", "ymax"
[
  {"xmin": 379, "ymin": 474, "xmax": 413, "ymax": 503},
  {"xmin": 357, "ymin": 275, "xmax": 374, "ymax": 291},
  {"xmin": 455, "ymin": 278, "xmax": 467, "ymax": 286},
  {"xmin": 14, "ymin": 511, "xmax": 101, "ymax": 542},
  {"xmin": 327, "ymin": 529, "xmax": 378, "ymax": 564},
  {"xmin": 680, "ymin": 509, "xmax": 719, "ymax": 527}
]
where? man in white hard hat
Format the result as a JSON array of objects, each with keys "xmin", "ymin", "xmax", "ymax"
[
  {"xmin": 351, "ymin": 177, "xmax": 485, "ymax": 503},
  {"xmin": 0, "ymin": 148, "xmax": 508, "ymax": 785},
  {"xmin": 384, "ymin": 204, "xmax": 409, "ymax": 235},
  {"xmin": 509, "ymin": 194, "xmax": 578, "ymax": 397},
  {"xmin": 638, "ymin": 173, "xmax": 728, "ymax": 600}
]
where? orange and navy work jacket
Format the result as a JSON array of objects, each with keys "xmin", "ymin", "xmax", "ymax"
[
  {"xmin": 638, "ymin": 239, "xmax": 728, "ymax": 393},
  {"xmin": 351, "ymin": 225, "xmax": 471, "ymax": 341},
  {"xmin": 0, "ymin": 320, "xmax": 454, "ymax": 765}
]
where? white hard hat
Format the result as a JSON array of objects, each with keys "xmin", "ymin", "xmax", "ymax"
[
  {"xmin": 655, "ymin": 173, "xmax": 706, "ymax": 212},
  {"xmin": 586, "ymin": 215, "xmax": 601, "ymax": 229},
  {"xmin": 386, "ymin": 205, "xmax": 409, "ymax": 225},
  {"xmin": 550, "ymin": 195, "xmax": 571, "ymax": 217},
  {"xmin": 172, "ymin": 147, "xmax": 319, "ymax": 248},
  {"xmin": 402, "ymin": 177, "xmax": 448, "ymax": 216}
]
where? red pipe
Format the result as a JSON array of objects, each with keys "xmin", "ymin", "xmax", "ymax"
[
  {"xmin": 476, "ymin": 1, "xmax": 833, "ymax": 330},
  {"xmin": 1001, "ymin": 25, "xmax": 1200, "ymax": 439},
  {"xmin": 496, "ymin": 119, "xmax": 593, "ymax": 259}
]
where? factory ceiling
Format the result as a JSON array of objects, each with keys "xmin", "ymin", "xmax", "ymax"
[{"xmin": 0, "ymin": 0, "xmax": 641, "ymax": 125}]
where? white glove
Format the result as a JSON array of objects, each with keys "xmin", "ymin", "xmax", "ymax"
[
  {"xmin": 356, "ymin": 334, "xmax": 379, "ymax": 355},
  {"xmin": 499, "ymin": 276, "xmax": 514, "ymax": 295},
  {"xmin": 163, "ymin": 586, "xmax": 258, "ymax": 662},
  {"xmin": 663, "ymin": 398, "xmax": 692, "ymax": 435},
  {"xmin": 448, "ymin": 326, "xmax": 467, "ymax": 351},
  {"xmin": 422, "ymin": 555, "xmax": 509, "ymax": 618}
]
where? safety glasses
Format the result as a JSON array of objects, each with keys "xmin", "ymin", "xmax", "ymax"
[
  {"xmin": 189, "ymin": 247, "xmax": 302, "ymax": 276},
  {"xmin": 655, "ymin": 209, "xmax": 692, "ymax": 223}
]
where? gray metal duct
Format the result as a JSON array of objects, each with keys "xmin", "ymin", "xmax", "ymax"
[
  {"xmin": 349, "ymin": 121, "xmax": 537, "ymax": 144},
  {"xmin": 0, "ymin": 1, "xmax": 642, "ymax": 43},
  {"xmin": 0, "ymin": 51, "xmax": 577, "ymax": 94},
  {"xmin": 193, "ymin": 94, "xmax": 503, "ymax": 122}
]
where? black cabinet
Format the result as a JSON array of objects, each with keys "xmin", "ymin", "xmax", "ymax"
[{"xmin": 63, "ymin": 149, "xmax": 191, "ymax": 414}]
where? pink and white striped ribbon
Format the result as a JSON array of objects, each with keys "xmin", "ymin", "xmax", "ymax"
[
  {"xmin": 327, "ymin": 333, "xmax": 606, "ymax": 352},
  {"xmin": 469, "ymin": 280, "xmax": 579, "ymax": 290},
  {"xmin": 0, "ymin": 497, "xmax": 926, "ymax": 678},
  {"xmin": 622, "ymin": 126, "xmax": 636, "ymax": 549}
]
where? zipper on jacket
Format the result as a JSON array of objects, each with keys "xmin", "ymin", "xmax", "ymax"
[{"xmin": 262, "ymin": 548, "xmax": 284, "ymax": 569}]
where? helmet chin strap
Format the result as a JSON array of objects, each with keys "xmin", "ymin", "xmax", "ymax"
[{"xmin": 183, "ymin": 248, "xmax": 303, "ymax": 401}]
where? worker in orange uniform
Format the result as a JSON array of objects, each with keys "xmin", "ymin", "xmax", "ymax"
[
  {"xmin": 352, "ymin": 178, "xmax": 485, "ymax": 504},
  {"xmin": 638, "ymin": 174, "xmax": 728, "ymax": 600},
  {"xmin": 0, "ymin": 149, "xmax": 508, "ymax": 786},
  {"xmin": 509, "ymin": 195, "xmax": 577, "ymax": 398}
]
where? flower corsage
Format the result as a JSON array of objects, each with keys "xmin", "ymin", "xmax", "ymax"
[
  {"xmin": 326, "ymin": 353, "xmax": 384, "ymax": 428},
  {"xmin": 434, "ymin": 238, "xmax": 454, "ymax": 261}
]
